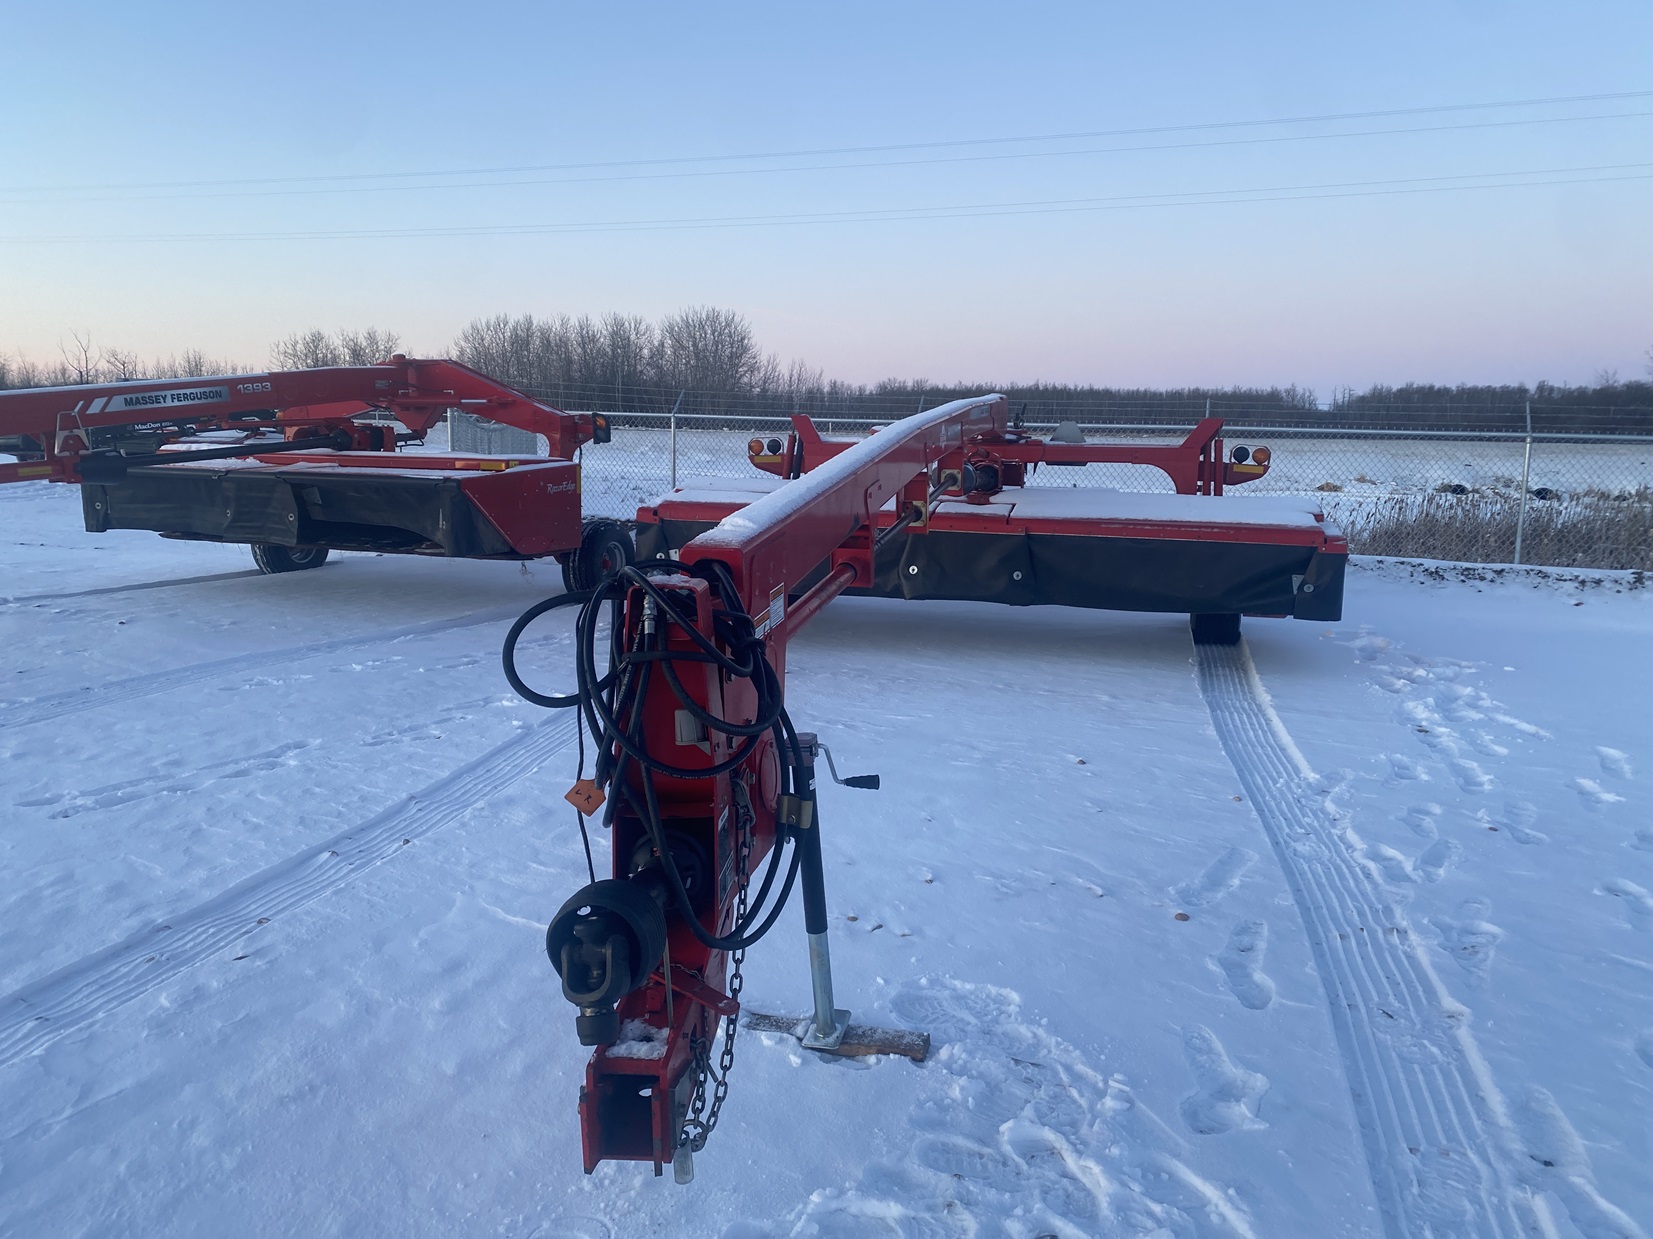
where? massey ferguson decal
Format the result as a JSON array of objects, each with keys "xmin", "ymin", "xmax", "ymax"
[{"xmin": 103, "ymin": 385, "xmax": 230, "ymax": 412}]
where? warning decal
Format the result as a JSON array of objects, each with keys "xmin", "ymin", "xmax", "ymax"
[{"xmin": 755, "ymin": 582, "xmax": 786, "ymax": 637}]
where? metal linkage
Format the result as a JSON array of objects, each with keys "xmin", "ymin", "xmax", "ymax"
[{"xmin": 745, "ymin": 409, "xmax": 1273, "ymax": 497}]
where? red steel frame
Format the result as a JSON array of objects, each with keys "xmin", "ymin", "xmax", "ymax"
[
  {"xmin": 748, "ymin": 411, "xmax": 1273, "ymax": 496},
  {"xmin": 0, "ymin": 356, "xmax": 602, "ymax": 487}
]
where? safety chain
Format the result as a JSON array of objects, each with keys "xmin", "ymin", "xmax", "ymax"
[{"xmin": 678, "ymin": 779, "xmax": 755, "ymax": 1154}]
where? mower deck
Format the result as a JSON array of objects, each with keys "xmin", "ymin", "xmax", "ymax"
[
  {"xmin": 82, "ymin": 451, "xmax": 582, "ymax": 559},
  {"xmin": 636, "ymin": 477, "xmax": 1347, "ymax": 621}
]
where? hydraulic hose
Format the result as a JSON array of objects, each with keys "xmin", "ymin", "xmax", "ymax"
[{"xmin": 504, "ymin": 559, "xmax": 803, "ymax": 956}]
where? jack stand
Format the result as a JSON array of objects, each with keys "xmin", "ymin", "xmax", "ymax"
[
  {"xmin": 801, "ymin": 928, "xmax": 850, "ymax": 1051},
  {"xmin": 746, "ymin": 734, "xmax": 930, "ymax": 1063},
  {"xmin": 793, "ymin": 734, "xmax": 850, "ymax": 1050}
]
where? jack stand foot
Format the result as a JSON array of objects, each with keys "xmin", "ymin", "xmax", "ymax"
[
  {"xmin": 801, "ymin": 1007, "xmax": 851, "ymax": 1051},
  {"xmin": 746, "ymin": 1011, "xmax": 931, "ymax": 1061}
]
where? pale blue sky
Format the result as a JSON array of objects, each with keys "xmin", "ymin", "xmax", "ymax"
[{"xmin": 2, "ymin": 1, "xmax": 1650, "ymax": 394}]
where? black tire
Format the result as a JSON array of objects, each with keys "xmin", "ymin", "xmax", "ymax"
[
  {"xmin": 1190, "ymin": 612, "xmax": 1241, "ymax": 646},
  {"xmin": 251, "ymin": 543, "xmax": 331, "ymax": 574},
  {"xmin": 560, "ymin": 519, "xmax": 635, "ymax": 593}
]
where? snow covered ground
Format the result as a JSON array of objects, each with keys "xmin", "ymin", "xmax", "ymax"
[{"xmin": 2, "ymin": 475, "xmax": 1650, "ymax": 1238}]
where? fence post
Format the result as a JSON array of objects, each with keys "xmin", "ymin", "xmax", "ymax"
[
  {"xmin": 669, "ymin": 389, "xmax": 685, "ymax": 490},
  {"xmin": 1513, "ymin": 400, "xmax": 1532, "ymax": 565}
]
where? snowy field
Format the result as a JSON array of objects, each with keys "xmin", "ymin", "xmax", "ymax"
[{"xmin": 2, "ymin": 474, "xmax": 1652, "ymax": 1238}]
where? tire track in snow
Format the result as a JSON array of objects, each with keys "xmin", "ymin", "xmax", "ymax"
[
  {"xmin": 0, "ymin": 715, "xmax": 576, "ymax": 1068},
  {"xmin": 1194, "ymin": 641, "xmax": 1558, "ymax": 1239},
  {"xmin": 0, "ymin": 603, "xmax": 525, "ymax": 730},
  {"xmin": 0, "ymin": 568, "xmax": 264, "ymax": 606}
]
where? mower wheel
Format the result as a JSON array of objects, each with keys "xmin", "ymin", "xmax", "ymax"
[
  {"xmin": 560, "ymin": 519, "xmax": 635, "ymax": 593},
  {"xmin": 251, "ymin": 543, "xmax": 331, "ymax": 574},
  {"xmin": 1190, "ymin": 612, "xmax": 1241, "ymax": 646}
]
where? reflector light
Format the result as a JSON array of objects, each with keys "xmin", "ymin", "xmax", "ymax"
[
  {"xmin": 766, "ymin": 438, "xmax": 784, "ymax": 455},
  {"xmin": 747, "ymin": 438, "xmax": 764, "ymax": 455},
  {"xmin": 1252, "ymin": 446, "xmax": 1271, "ymax": 465},
  {"xmin": 1231, "ymin": 445, "xmax": 1251, "ymax": 464}
]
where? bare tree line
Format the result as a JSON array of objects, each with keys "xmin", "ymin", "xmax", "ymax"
[
  {"xmin": 0, "ymin": 326, "xmax": 407, "ymax": 390},
  {"xmin": 0, "ymin": 330, "xmax": 245, "ymax": 390},
  {"xmin": 4, "ymin": 311, "xmax": 1652, "ymax": 432},
  {"xmin": 448, "ymin": 307, "xmax": 844, "ymax": 416},
  {"xmin": 269, "ymin": 327, "xmax": 404, "ymax": 370}
]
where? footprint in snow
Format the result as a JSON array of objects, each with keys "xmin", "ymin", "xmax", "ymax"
[
  {"xmin": 1481, "ymin": 802, "xmax": 1548, "ymax": 846},
  {"xmin": 1601, "ymin": 879, "xmax": 1653, "ymax": 930},
  {"xmin": 1596, "ymin": 747, "xmax": 1634, "ymax": 780},
  {"xmin": 1413, "ymin": 837, "xmax": 1462, "ymax": 883},
  {"xmin": 1511, "ymin": 1087, "xmax": 1650, "ymax": 1239},
  {"xmin": 1362, "ymin": 842, "xmax": 1417, "ymax": 886},
  {"xmin": 1404, "ymin": 703, "xmax": 1494, "ymax": 793},
  {"xmin": 771, "ymin": 977, "xmax": 1260, "ymax": 1239},
  {"xmin": 1179, "ymin": 1024, "xmax": 1269, "ymax": 1134},
  {"xmin": 1346, "ymin": 632, "xmax": 1392, "ymax": 662},
  {"xmin": 1432, "ymin": 897, "xmax": 1505, "ymax": 985},
  {"xmin": 1410, "ymin": 1142, "xmax": 1492, "ymax": 1231},
  {"xmin": 1491, "ymin": 711, "xmax": 1551, "ymax": 739},
  {"xmin": 1402, "ymin": 803, "xmax": 1443, "ymax": 840},
  {"xmin": 1471, "ymin": 732, "xmax": 1511, "ymax": 758},
  {"xmin": 1436, "ymin": 686, "xmax": 1487, "ymax": 725},
  {"xmin": 1385, "ymin": 753, "xmax": 1427, "ymax": 785},
  {"xmin": 1173, "ymin": 846, "xmax": 1257, "ymax": 908},
  {"xmin": 1446, "ymin": 757, "xmax": 1494, "ymax": 794},
  {"xmin": 1573, "ymin": 777, "xmax": 1626, "ymax": 811},
  {"xmin": 1217, "ymin": 920, "xmax": 1276, "ymax": 1010}
]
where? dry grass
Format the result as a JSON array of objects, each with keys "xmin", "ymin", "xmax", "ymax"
[{"xmin": 1330, "ymin": 488, "xmax": 1653, "ymax": 570}]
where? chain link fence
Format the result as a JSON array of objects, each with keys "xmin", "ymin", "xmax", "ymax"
[{"xmin": 451, "ymin": 406, "xmax": 1653, "ymax": 572}]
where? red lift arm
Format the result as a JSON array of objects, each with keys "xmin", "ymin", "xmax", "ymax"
[{"xmin": 0, "ymin": 356, "xmax": 602, "ymax": 485}]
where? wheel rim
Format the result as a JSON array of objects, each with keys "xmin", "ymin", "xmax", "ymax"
[
  {"xmin": 291, "ymin": 547, "xmax": 322, "ymax": 565},
  {"xmin": 597, "ymin": 545, "xmax": 621, "ymax": 576}
]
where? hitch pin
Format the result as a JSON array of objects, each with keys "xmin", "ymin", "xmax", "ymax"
[{"xmin": 816, "ymin": 744, "xmax": 880, "ymax": 791}]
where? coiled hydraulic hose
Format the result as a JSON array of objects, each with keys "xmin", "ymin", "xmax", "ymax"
[{"xmin": 503, "ymin": 560, "xmax": 804, "ymax": 954}]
